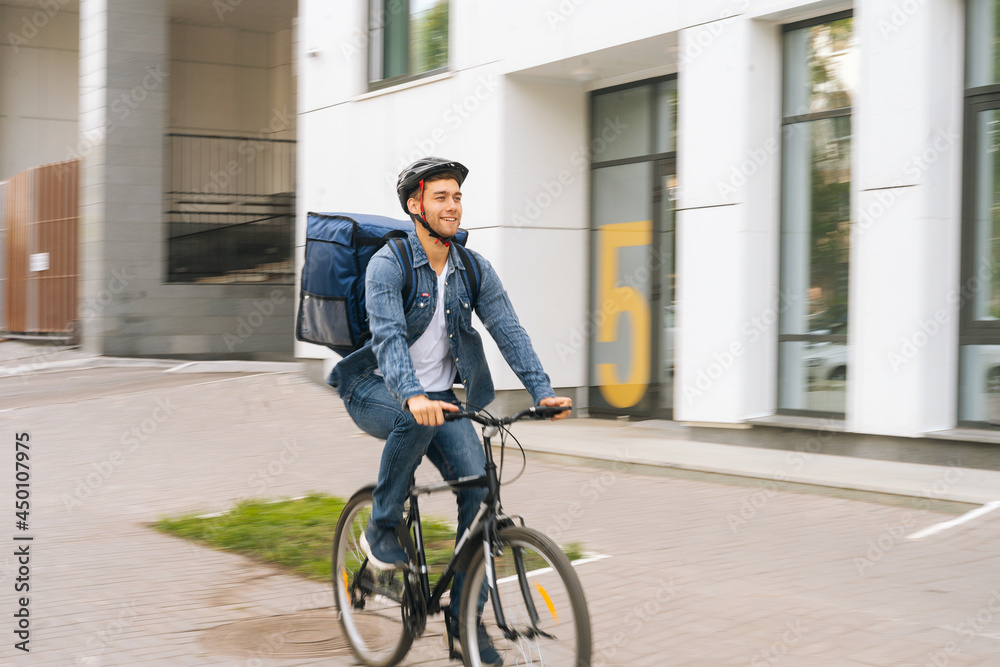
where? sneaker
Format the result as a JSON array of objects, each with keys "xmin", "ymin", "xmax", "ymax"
[
  {"xmin": 360, "ymin": 522, "xmax": 407, "ymax": 571},
  {"xmin": 444, "ymin": 613, "xmax": 504, "ymax": 666}
]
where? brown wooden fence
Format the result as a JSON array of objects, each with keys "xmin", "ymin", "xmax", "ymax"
[{"xmin": 1, "ymin": 159, "xmax": 79, "ymax": 339}]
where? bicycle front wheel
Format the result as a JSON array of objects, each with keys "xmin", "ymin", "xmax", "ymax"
[
  {"xmin": 460, "ymin": 525, "xmax": 591, "ymax": 666},
  {"xmin": 332, "ymin": 487, "xmax": 413, "ymax": 667}
]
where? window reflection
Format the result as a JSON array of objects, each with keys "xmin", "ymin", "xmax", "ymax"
[
  {"xmin": 972, "ymin": 110, "xmax": 1000, "ymax": 321},
  {"xmin": 784, "ymin": 17, "xmax": 857, "ymax": 116},
  {"xmin": 960, "ymin": 345, "xmax": 1000, "ymax": 424},
  {"xmin": 967, "ymin": 0, "xmax": 1000, "ymax": 87},
  {"xmin": 779, "ymin": 14, "xmax": 854, "ymax": 415}
]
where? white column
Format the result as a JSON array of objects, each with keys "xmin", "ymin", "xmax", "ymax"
[
  {"xmin": 848, "ymin": 0, "xmax": 965, "ymax": 436},
  {"xmin": 78, "ymin": 0, "xmax": 168, "ymax": 355},
  {"xmin": 675, "ymin": 15, "xmax": 782, "ymax": 424}
]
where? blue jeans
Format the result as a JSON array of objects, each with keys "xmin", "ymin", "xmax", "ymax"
[{"xmin": 338, "ymin": 372, "xmax": 487, "ymax": 621}]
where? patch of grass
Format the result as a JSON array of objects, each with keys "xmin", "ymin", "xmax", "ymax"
[
  {"xmin": 153, "ymin": 493, "xmax": 350, "ymax": 581},
  {"xmin": 563, "ymin": 542, "xmax": 586, "ymax": 562},
  {"xmin": 154, "ymin": 493, "xmax": 585, "ymax": 585}
]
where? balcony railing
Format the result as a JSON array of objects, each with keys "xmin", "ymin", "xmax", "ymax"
[{"xmin": 166, "ymin": 133, "xmax": 296, "ymax": 284}]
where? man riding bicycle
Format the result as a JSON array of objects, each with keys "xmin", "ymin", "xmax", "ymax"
[{"xmin": 329, "ymin": 157, "xmax": 572, "ymax": 664}]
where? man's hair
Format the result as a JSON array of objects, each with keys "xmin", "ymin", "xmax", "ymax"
[{"xmin": 406, "ymin": 169, "xmax": 463, "ymax": 208}]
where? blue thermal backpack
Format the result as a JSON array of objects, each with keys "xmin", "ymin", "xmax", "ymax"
[{"xmin": 296, "ymin": 212, "xmax": 481, "ymax": 357}]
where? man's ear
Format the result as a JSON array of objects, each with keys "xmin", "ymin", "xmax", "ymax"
[{"xmin": 407, "ymin": 196, "xmax": 420, "ymax": 216}]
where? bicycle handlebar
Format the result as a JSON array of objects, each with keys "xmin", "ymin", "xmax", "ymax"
[{"xmin": 443, "ymin": 405, "xmax": 570, "ymax": 425}]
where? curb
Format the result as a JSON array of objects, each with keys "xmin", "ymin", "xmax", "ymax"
[{"xmin": 0, "ymin": 355, "xmax": 301, "ymax": 378}]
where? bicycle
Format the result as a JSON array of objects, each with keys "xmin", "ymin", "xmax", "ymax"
[{"xmin": 331, "ymin": 404, "xmax": 592, "ymax": 666}]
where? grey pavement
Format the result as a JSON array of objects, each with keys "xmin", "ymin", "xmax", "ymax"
[{"xmin": 1, "ymin": 341, "xmax": 999, "ymax": 666}]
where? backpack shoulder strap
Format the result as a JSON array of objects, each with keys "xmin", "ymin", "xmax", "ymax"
[
  {"xmin": 452, "ymin": 243, "xmax": 482, "ymax": 310},
  {"xmin": 385, "ymin": 236, "xmax": 417, "ymax": 312}
]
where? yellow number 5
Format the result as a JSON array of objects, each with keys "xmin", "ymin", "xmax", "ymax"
[{"xmin": 597, "ymin": 220, "xmax": 651, "ymax": 408}]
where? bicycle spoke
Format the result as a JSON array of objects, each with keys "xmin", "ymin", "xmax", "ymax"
[{"xmin": 333, "ymin": 489, "xmax": 412, "ymax": 667}]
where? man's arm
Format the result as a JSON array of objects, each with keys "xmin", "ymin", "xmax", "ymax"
[{"xmin": 366, "ymin": 252, "xmax": 426, "ymax": 409}]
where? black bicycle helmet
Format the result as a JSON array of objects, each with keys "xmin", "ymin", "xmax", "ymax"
[{"xmin": 395, "ymin": 157, "xmax": 469, "ymax": 244}]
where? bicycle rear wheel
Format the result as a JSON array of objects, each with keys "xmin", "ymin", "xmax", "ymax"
[
  {"xmin": 460, "ymin": 525, "xmax": 591, "ymax": 666},
  {"xmin": 332, "ymin": 487, "xmax": 413, "ymax": 667}
]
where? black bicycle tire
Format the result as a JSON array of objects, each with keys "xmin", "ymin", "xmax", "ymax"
[
  {"xmin": 459, "ymin": 525, "xmax": 592, "ymax": 666},
  {"xmin": 332, "ymin": 486, "xmax": 414, "ymax": 667}
]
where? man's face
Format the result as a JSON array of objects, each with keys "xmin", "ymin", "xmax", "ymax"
[{"xmin": 408, "ymin": 177, "xmax": 462, "ymax": 236}]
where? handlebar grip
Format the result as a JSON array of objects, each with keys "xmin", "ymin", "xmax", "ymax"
[
  {"xmin": 443, "ymin": 410, "xmax": 478, "ymax": 422},
  {"xmin": 528, "ymin": 405, "xmax": 572, "ymax": 419}
]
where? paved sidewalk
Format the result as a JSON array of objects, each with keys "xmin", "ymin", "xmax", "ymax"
[{"xmin": 1, "ymin": 344, "xmax": 999, "ymax": 665}]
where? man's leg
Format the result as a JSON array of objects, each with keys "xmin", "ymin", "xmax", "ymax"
[
  {"xmin": 422, "ymin": 391, "xmax": 489, "ymax": 631},
  {"xmin": 341, "ymin": 374, "xmax": 435, "ymax": 564}
]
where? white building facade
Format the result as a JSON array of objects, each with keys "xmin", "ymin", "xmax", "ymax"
[{"xmin": 297, "ymin": 0, "xmax": 1000, "ymax": 452}]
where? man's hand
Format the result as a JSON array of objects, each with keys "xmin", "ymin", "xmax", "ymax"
[
  {"xmin": 539, "ymin": 395, "xmax": 573, "ymax": 421},
  {"xmin": 406, "ymin": 394, "xmax": 459, "ymax": 426}
]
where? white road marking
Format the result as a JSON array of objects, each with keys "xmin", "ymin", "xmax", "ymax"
[
  {"xmin": 495, "ymin": 553, "xmax": 611, "ymax": 585},
  {"xmin": 906, "ymin": 501, "xmax": 1000, "ymax": 540}
]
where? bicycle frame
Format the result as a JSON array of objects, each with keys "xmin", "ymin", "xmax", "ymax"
[{"xmin": 401, "ymin": 421, "xmax": 543, "ymax": 640}]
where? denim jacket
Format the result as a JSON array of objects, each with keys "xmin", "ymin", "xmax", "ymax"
[{"xmin": 329, "ymin": 230, "xmax": 555, "ymax": 410}]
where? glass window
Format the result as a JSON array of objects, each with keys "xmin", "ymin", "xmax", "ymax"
[
  {"xmin": 783, "ymin": 16, "xmax": 857, "ymax": 117},
  {"xmin": 590, "ymin": 162, "xmax": 654, "ymax": 412},
  {"xmin": 588, "ymin": 77, "xmax": 677, "ymax": 419},
  {"xmin": 967, "ymin": 0, "xmax": 1000, "ymax": 88},
  {"xmin": 959, "ymin": 2, "xmax": 1000, "ymax": 426},
  {"xmin": 959, "ymin": 345, "xmax": 1000, "ymax": 424},
  {"xmin": 778, "ymin": 13, "xmax": 855, "ymax": 416},
  {"xmin": 369, "ymin": 0, "xmax": 449, "ymax": 88},
  {"xmin": 592, "ymin": 86, "xmax": 652, "ymax": 163},
  {"xmin": 971, "ymin": 109, "xmax": 1000, "ymax": 322},
  {"xmin": 655, "ymin": 79, "xmax": 678, "ymax": 154}
]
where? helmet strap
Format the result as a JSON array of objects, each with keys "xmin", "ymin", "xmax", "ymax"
[{"xmin": 413, "ymin": 178, "xmax": 453, "ymax": 246}]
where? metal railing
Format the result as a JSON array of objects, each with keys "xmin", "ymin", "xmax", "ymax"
[{"xmin": 166, "ymin": 133, "xmax": 296, "ymax": 284}]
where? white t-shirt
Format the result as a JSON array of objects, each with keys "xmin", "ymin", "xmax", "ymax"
[{"xmin": 408, "ymin": 268, "xmax": 456, "ymax": 392}]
